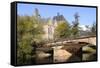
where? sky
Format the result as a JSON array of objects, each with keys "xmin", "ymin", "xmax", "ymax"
[{"xmin": 17, "ymin": 3, "xmax": 96, "ymax": 26}]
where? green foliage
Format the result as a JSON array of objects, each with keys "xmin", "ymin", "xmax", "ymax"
[
  {"xmin": 82, "ymin": 44, "xmax": 96, "ymax": 61},
  {"xmin": 71, "ymin": 22, "xmax": 79, "ymax": 38},
  {"xmin": 17, "ymin": 15, "xmax": 44, "ymax": 65},
  {"xmin": 91, "ymin": 22, "xmax": 96, "ymax": 35},
  {"xmin": 71, "ymin": 12, "xmax": 80, "ymax": 38},
  {"xmin": 16, "ymin": 11, "xmax": 96, "ymax": 64},
  {"xmin": 54, "ymin": 21, "xmax": 71, "ymax": 39},
  {"xmin": 84, "ymin": 22, "xmax": 96, "ymax": 36}
]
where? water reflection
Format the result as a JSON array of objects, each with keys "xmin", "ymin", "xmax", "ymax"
[
  {"xmin": 33, "ymin": 44, "xmax": 96, "ymax": 64},
  {"xmin": 82, "ymin": 44, "xmax": 97, "ymax": 61}
]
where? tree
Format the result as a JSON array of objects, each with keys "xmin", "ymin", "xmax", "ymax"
[
  {"xmin": 54, "ymin": 21, "xmax": 71, "ymax": 40},
  {"xmin": 85, "ymin": 25, "xmax": 89, "ymax": 29},
  {"xmin": 91, "ymin": 22, "xmax": 96, "ymax": 35},
  {"xmin": 71, "ymin": 23, "xmax": 79, "ymax": 38},
  {"xmin": 17, "ymin": 15, "xmax": 44, "ymax": 65},
  {"xmin": 84, "ymin": 22, "xmax": 96, "ymax": 36},
  {"xmin": 71, "ymin": 13, "xmax": 80, "ymax": 38}
]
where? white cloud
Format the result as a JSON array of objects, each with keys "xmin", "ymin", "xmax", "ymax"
[
  {"xmin": 79, "ymin": 25, "xmax": 91, "ymax": 31},
  {"xmin": 79, "ymin": 25, "xmax": 87, "ymax": 31}
]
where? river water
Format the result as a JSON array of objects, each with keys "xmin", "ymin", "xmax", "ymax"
[{"xmin": 34, "ymin": 44, "xmax": 96, "ymax": 64}]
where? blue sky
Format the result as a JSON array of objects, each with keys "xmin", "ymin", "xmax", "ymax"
[{"xmin": 17, "ymin": 3, "xmax": 96, "ymax": 26}]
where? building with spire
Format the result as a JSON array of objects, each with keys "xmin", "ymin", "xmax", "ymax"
[{"xmin": 43, "ymin": 13, "xmax": 66, "ymax": 40}]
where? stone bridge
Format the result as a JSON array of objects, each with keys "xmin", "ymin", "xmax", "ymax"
[
  {"xmin": 45, "ymin": 36, "xmax": 96, "ymax": 47},
  {"xmin": 69, "ymin": 36, "xmax": 96, "ymax": 45},
  {"xmin": 35, "ymin": 36, "xmax": 96, "ymax": 63}
]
